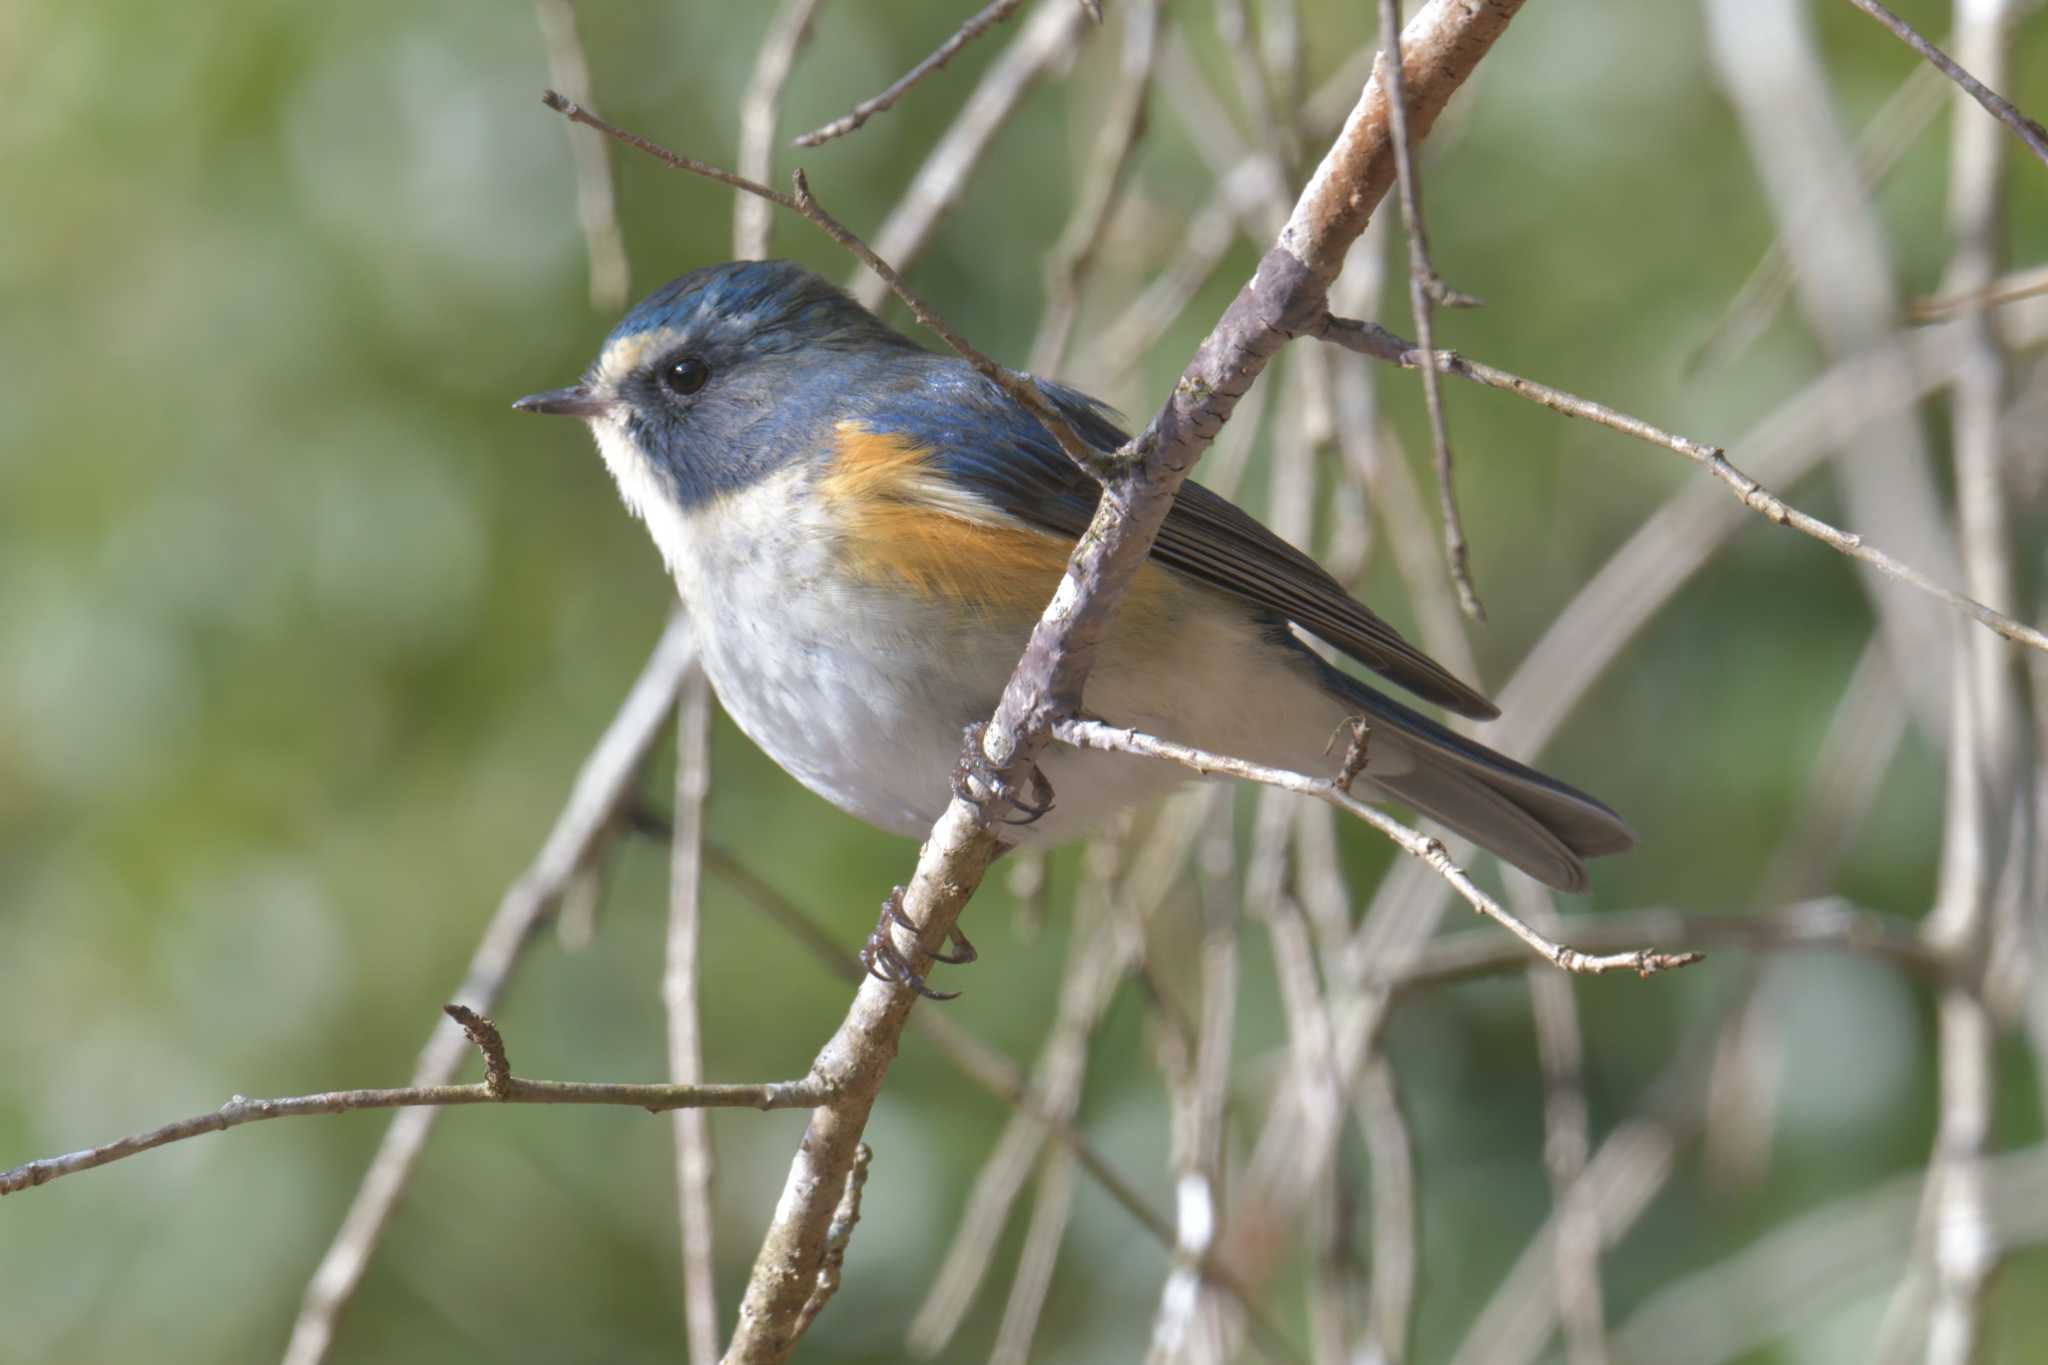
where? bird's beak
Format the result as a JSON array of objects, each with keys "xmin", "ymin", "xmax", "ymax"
[{"xmin": 512, "ymin": 385, "xmax": 612, "ymax": 419}]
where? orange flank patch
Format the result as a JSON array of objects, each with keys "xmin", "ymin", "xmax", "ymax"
[{"xmin": 821, "ymin": 421, "xmax": 1169, "ymax": 622}]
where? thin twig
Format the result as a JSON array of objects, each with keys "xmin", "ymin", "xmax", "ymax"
[
  {"xmin": 1690, "ymin": 60, "xmax": 1949, "ymax": 372},
  {"xmin": 701, "ymin": 839, "xmax": 1304, "ymax": 1365},
  {"xmin": 1357, "ymin": 1056, "xmax": 1417, "ymax": 1364},
  {"xmin": 666, "ymin": 669, "xmax": 720, "ymax": 1365},
  {"xmin": 1374, "ymin": 5, "xmax": 1485, "ymax": 620},
  {"xmin": 794, "ymin": 0, "xmax": 1025, "ymax": 146},
  {"xmin": 280, "ymin": 612, "xmax": 699, "ymax": 1365},
  {"xmin": 541, "ymin": 91, "xmax": 1108, "ymax": 480},
  {"xmin": 1513, "ymin": 884, "xmax": 1610, "ymax": 1365},
  {"xmin": 1609, "ymin": 1144, "xmax": 2048, "ymax": 1365},
  {"xmin": 532, "ymin": 0, "xmax": 629, "ymax": 312},
  {"xmin": 1911, "ymin": 260, "xmax": 2048, "ymax": 320},
  {"xmin": 989, "ymin": 1147, "xmax": 1080, "ymax": 1365},
  {"xmin": 2, "ymin": 1069, "xmax": 827, "ymax": 1196},
  {"xmin": 725, "ymin": 10, "xmax": 1534, "ymax": 1355},
  {"xmin": 1317, "ymin": 313, "xmax": 2048, "ymax": 657},
  {"xmin": 1054, "ymin": 717, "xmax": 1701, "ymax": 977},
  {"xmin": 735, "ymin": 0, "xmax": 831, "ymax": 260},
  {"xmin": 1372, "ymin": 899, "xmax": 1944, "ymax": 995},
  {"xmin": 853, "ymin": 0, "xmax": 1096, "ymax": 308},
  {"xmin": 1842, "ymin": 0, "xmax": 2048, "ymax": 170},
  {"xmin": 1707, "ymin": 0, "xmax": 1964, "ymax": 740},
  {"xmin": 1030, "ymin": 0, "xmax": 1165, "ymax": 376}
]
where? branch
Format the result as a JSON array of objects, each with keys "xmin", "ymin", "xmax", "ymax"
[
  {"xmin": 1842, "ymin": 0, "xmax": 2048, "ymax": 171},
  {"xmin": 541, "ymin": 91, "xmax": 1107, "ymax": 481},
  {"xmin": 734, "ymin": 0, "xmax": 831, "ymax": 260},
  {"xmin": 1911, "ymin": 260, "xmax": 2048, "ymax": 321},
  {"xmin": 793, "ymin": 0, "xmax": 1024, "ymax": 146},
  {"xmin": 559, "ymin": 8, "xmax": 1533, "ymax": 1358},
  {"xmin": 1375, "ymin": 7, "xmax": 1486, "ymax": 620},
  {"xmin": 1317, "ymin": 314, "xmax": 2048, "ymax": 658},
  {"xmin": 532, "ymin": 0, "xmax": 630, "ymax": 311},
  {"xmin": 851, "ymin": 0, "xmax": 1095, "ymax": 307},
  {"xmin": 1054, "ymin": 717, "xmax": 1700, "ymax": 977},
  {"xmin": 1, "ymin": 1045, "xmax": 827, "ymax": 1198},
  {"xmin": 666, "ymin": 670, "xmax": 721, "ymax": 1364},
  {"xmin": 282, "ymin": 611, "xmax": 699, "ymax": 1365}
]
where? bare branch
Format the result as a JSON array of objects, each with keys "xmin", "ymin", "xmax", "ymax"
[
  {"xmin": 281, "ymin": 612, "xmax": 699, "ymax": 1365},
  {"xmin": 1055, "ymin": 717, "xmax": 1701, "ymax": 977},
  {"xmin": 794, "ymin": 0, "xmax": 1025, "ymax": 147},
  {"xmin": 853, "ymin": 0, "xmax": 1096, "ymax": 307},
  {"xmin": 667, "ymin": 670, "xmax": 720, "ymax": 1364},
  {"xmin": 1374, "ymin": 12, "xmax": 1485, "ymax": 619},
  {"xmin": 1031, "ymin": 0, "xmax": 1165, "ymax": 376},
  {"xmin": 541, "ymin": 92, "xmax": 1108, "ymax": 480},
  {"xmin": 2, "ymin": 1064, "xmax": 826, "ymax": 1197},
  {"xmin": 1374, "ymin": 898, "xmax": 1944, "ymax": 994},
  {"xmin": 1912, "ymin": 260, "xmax": 2048, "ymax": 321},
  {"xmin": 532, "ymin": 0, "xmax": 629, "ymax": 311},
  {"xmin": 1357, "ymin": 1056, "xmax": 1417, "ymax": 1365},
  {"xmin": 735, "ymin": 0, "xmax": 831, "ymax": 260},
  {"xmin": 1318, "ymin": 314, "xmax": 2048, "ymax": 657},
  {"xmin": 1691, "ymin": 60, "xmax": 1949, "ymax": 371},
  {"xmin": 569, "ymin": 11, "xmax": 1540, "ymax": 1358},
  {"xmin": 1842, "ymin": 0, "xmax": 2048, "ymax": 170},
  {"xmin": 793, "ymin": 1143, "xmax": 870, "ymax": 1337}
]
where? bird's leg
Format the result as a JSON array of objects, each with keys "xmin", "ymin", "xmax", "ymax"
[
  {"xmin": 880, "ymin": 886, "xmax": 978, "ymax": 964},
  {"xmin": 952, "ymin": 721, "xmax": 1055, "ymax": 827},
  {"xmin": 859, "ymin": 886, "xmax": 965, "ymax": 1000}
]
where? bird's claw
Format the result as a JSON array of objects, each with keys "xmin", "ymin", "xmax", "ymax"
[
  {"xmin": 952, "ymin": 722, "xmax": 1055, "ymax": 827},
  {"xmin": 859, "ymin": 886, "xmax": 975, "ymax": 1000}
]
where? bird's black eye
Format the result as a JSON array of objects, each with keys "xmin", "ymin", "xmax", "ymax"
[{"xmin": 664, "ymin": 357, "xmax": 710, "ymax": 397}]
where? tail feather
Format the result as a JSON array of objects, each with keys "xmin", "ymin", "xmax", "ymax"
[{"xmin": 1315, "ymin": 664, "xmax": 1636, "ymax": 893}]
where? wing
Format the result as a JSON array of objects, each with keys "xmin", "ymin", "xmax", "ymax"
[{"xmin": 854, "ymin": 361, "xmax": 1499, "ymax": 720}]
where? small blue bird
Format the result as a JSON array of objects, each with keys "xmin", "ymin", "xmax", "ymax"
[{"xmin": 516, "ymin": 260, "xmax": 1633, "ymax": 894}]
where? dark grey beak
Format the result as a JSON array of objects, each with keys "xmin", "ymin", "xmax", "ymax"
[{"xmin": 512, "ymin": 385, "xmax": 612, "ymax": 418}]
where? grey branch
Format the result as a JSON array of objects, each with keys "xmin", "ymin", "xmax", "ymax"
[
  {"xmin": 734, "ymin": 0, "xmax": 831, "ymax": 260},
  {"xmin": 1054, "ymin": 717, "xmax": 1700, "ymax": 977},
  {"xmin": 1, "ymin": 1064, "xmax": 827, "ymax": 1197},
  {"xmin": 540, "ymin": 92, "xmax": 1108, "ymax": 481},
  {"xmin": 1317, "ymin": 314, "xmax": 2048, "ymax": 657},
  {"xmin": 532, "ymin": 0, "xmax": 629, "ymax": 311},
  {"xmin": 280, "ymin": 611, "xmax": 700, "ymax": 1365},
  {"xmin": 1374, "ymin": 6, "xmax": 1485, "ymax": 620},
  {"xmin": 793, "ymin": 0, "xmax": 1025, "ymax": 146},
  {"xmin": 1842, "ymin": 0, "xmax": 2048, "ymax": 170}
]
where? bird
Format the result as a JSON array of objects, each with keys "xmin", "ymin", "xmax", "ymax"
[{"xmin": 515, "ymin": 259, "xmax": 1634, "ymax": 914}]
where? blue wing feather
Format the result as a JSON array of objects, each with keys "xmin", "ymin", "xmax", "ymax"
[{"xmin": 855, "ymin": 358, "xmax": 1499, "ymax": 720}]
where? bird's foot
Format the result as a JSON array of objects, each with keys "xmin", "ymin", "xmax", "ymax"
[
  {"xmin": 952, "ymin": 722, "xmax": 1055, "ymax": 827},
  {"xmin": 859, "ymin": 886, "xmax": 976, "ymax": 1001}
]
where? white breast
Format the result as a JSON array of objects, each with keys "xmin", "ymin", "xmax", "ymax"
[{"xmin": 590, "ymin": 417, "xmax": 1352, "ymax": 844}]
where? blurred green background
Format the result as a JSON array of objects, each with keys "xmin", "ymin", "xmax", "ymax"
[{"xmin": 4, "ymin": 0, "xmax": 2046, "ymax": 1360}]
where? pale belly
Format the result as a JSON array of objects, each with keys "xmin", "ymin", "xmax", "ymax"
[{"xmin": 639, "ymin": 466, "xmax": 1351, "ymax": 846}]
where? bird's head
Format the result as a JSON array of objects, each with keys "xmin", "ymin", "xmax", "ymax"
[{"xmin": 514, "ymin": 259, "xmax": 921, "ymax": 511}]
